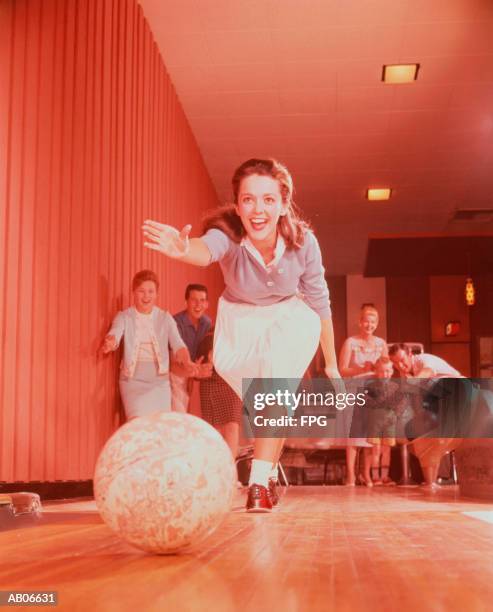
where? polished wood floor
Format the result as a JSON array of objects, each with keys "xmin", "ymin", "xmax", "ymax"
[{"xmin": 1, "ymin": 486, "xmax": 493, "ymax": 612}]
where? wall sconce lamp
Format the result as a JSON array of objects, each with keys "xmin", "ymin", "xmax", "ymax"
[{"xmin": 465, "ymin": 277, "xmax": 475, "ymax": 306}]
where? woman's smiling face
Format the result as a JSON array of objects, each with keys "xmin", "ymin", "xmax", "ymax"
[
  {"xmin": 133, "ymin": 280, "xmax": 157, "ymax": 313},
  {"xmin": 235, "ymin": 174, "xmax": 287, "ymax": 245},
  {"xmin": 359, "ymin": 312, "xmax": 378, "ymax": 336}
]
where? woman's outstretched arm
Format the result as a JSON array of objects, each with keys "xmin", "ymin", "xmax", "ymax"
[
  {"xmin": 320, "ymin": 318, "xmax": 346, "ymax": 395},
  {"xmin": 320, "ymin": 317, "xmax": 340, "ymax": 378},
  {"xmin": 142, "ymin": 220, "xmax": 212, "ymax": 267}
]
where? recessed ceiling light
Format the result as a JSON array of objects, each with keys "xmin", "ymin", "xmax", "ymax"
[
  {"xmin": 382, "ymin": 63, "xmax": 419, "ymax": 84},
  {"xmin": 367, "ymin": 188, "xmax": 392, "ymax": 201}
]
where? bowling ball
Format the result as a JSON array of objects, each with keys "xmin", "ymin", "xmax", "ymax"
[{"xmin": 94, "ymin": 412, "xmax": 235, "ymax": 554}]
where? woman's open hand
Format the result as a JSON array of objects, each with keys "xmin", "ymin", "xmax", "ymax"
[
  {"xmin": 101, "ymin": 334, "xmax": 117, "ymax": 354},
  {"xmin": 142, "ymin": 220, "xmax": 191, "ymax": 259}
]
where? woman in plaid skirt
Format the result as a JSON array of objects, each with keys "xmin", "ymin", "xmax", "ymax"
[{"xmin": 196, "ymin": 330, "xmax": 242, "ymax": 459}]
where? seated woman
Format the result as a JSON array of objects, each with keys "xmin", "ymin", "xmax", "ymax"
[{"xmin": 101, "ymin": 269, "xmax": 196, "ymax": 420}]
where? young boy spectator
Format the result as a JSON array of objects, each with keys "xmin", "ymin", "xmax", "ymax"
[{"xmin": 365, "ymin": 356, "xmax": 406, "ymax": 486}]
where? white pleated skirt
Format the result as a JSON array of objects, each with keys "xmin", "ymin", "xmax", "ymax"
[{"xmin": 213, "ymin": 296, "xmax": 321, "ymax": 400}]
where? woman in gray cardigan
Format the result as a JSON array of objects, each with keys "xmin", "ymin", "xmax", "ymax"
[{"xmin": 102, "ymin": 270, "xmax": 196, "ymax": 420}]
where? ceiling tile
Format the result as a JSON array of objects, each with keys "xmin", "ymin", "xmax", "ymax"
[
  {"xmin": 280, "ymin": 135, "xmax": 340, "ymax": 156},
  {"xmin": 207, "ymin": 63, "xmax": 279, "ymax": 91},
  {"xmin": 271, "ymin": 27, "xmax": 372, "ymax": 63},
  {"xmin": 388, "ymin": 109, "xmax": 448, "ymax": 134},
  {"xmin": 194, "ymin": 0, "xmax": 276, "ymax": 30},
  {"xmin": 181, "ymin": 90, "xmax": 281, "ymax": 117},
  {"xmin": 335, "ymin": 60, "xmax": 385, "ymax": 86},
  {"xmin": 449, "ymin": 82, "xmax": 493, "ymax": 108},
  {"xmin": 279, "ymin": 89, "xmax": 336, "ymax": 114},
  {"xmin": 274, "ymin": 61, "xmax": 338, "ymax": 88},
  {"xmin": 190, "ymin": 114, "xmax": 285, "ymax": 140},
  {"xmin": 445, "ymin": 108, "xmax": 493, "ymax": 133},
  {"xmin": 333, "ymin": 132, "xmax": 390, "ymax": 156},
  {"xmin": 269, "ymin": 0, "xmax": 340, "ymax": 29},
  {"xmin": 336, "ymin": 0, "xmax": 409, "ymax": 26},
  {"xmin": 418, "ymin": 54, "xmax": 493, "ymax": 84},
  {"xmin": 336, "ymin": 110, "xmax": 390, "ymax": 134},
  {"xmin": 402, "ymin": 21, "xmax": 493, "ymax": 58},
  {"xmin": 279, "ymin": 114, "xmax": 337, "ymax": 136},
  {"xmin": 206, "ymin": 29, "xmax": 275, "ymax": 64},
  {"xmin": 233, "ymin": 136, "xmax": 289, "ymax": 159},
  {"xmin": 404, "ymin": 0, "xmax": 493, "ymax": 23},
  {"xmin": 391, "ymin": 84, "xmax": 454, "ymax": 111},
  {"xmin": 337, "ymin": 86, "xmax": 395, "ymax": 113}
]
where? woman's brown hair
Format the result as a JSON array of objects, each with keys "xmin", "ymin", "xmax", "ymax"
[
  {"xmin": 132, "ymin": 269, "xmax": 159, "ymax": 291},
  {"xmin": 202, "ymin": 158, "xmax": 310, "ymax": 249}
]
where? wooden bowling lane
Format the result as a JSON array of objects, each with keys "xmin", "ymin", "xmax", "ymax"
[{"xmin": 1, "ymin": 487, "xmax": 493, "ymax": 612}]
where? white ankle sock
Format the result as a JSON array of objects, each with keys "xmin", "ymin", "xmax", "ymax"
[
  {"xmin": 249, "ymin": 459, "xmax": 272, "ymax": 487},
  {"xmin": 269, "ymin": 463, "xmax": 278, "ymax": 482}
]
